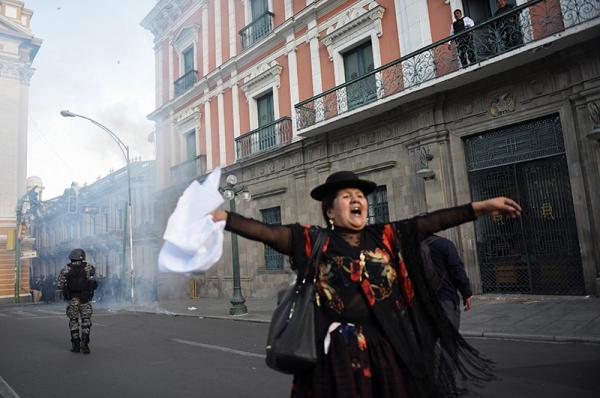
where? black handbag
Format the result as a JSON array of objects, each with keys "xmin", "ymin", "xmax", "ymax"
[{"xmin": 265, "ymin": 228, "xmax": 327, "ymax": 374}]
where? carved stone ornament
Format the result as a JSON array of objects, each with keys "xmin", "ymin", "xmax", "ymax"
[
  {"xmin": 463, "ymin": 101, "xmax": 473, "ymax": 115},
  {"xmin": 174, "ymin": 105, "xmax": 200, "ymax": 124},
  {"xmin": 240, "ymin": 61, "xmax": 282, "ymax": 97},
  {"xmin": 19, "ymin": 67, "xmax": 35, "ymax": 84},
  {"xmin": 172, "ymin": 25, "xmax": 199, "ymax": 52},
  {"xmin": 588, "ymin": 101, "xmax": 600, "ymax": 128},
  {"xmin": 490, "ymin": 92, "xmax": 516, "ymax": 117},
  {"xmin": 320, "ymin": 1, "xmax": 385, "ymax": 60},
  {"xmin": 0, "ymin": 59, "xmax": 34, "ymax": 83}
]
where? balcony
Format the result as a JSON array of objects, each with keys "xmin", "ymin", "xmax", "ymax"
[
  {"xmin": 240, "ymin": 12, "xmax": 274, "ymax": 50},
  {"xmin": 170, "ymin": 155, "xmax": 207, "ymax": 185},
  {"xmin": 295, "ymin": 0, "xmax": 600, "ymax": 131},
  {"xmin": 235, "ymin": 117, "xmax": 292, "ymax": 159},
  {"xmin": 174, "ymin": 69, "xmax": 197, "ymax": 97}
]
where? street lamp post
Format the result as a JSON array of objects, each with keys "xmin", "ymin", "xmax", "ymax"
[
  {"xmin": 60, "ymin": 110, "xmax": 135, "ymax": 305},
  {"xmin": 219, "ymin": 174, "xmax": 251, "ymax": 315}
]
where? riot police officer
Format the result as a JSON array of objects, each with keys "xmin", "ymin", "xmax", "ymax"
[{"xmin": 57, "ymin": 249, "xmax": 97, "ymax": 354}]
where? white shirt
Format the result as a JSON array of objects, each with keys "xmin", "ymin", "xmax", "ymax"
[{"xmin": 450, "ymin": 16, "xmax": 475, "ymax": 36}]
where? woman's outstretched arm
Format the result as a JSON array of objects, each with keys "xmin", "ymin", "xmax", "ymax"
[
  {"xmin": 403, "ymin": 197, "xmax": 522, "ymax": 238},
  {"xmin": 213, "ymin": 210, "xmax": 294, "ymax": 256}
]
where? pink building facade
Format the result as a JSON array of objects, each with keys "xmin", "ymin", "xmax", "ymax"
[{"xmin": 143, "ymin": 1, "xmax": 600, "ymax": 299}]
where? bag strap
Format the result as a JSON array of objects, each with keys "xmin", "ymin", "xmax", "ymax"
[
  {"xmin": 422, "ymin": 235, "xmax": 440, "ymax": 246},
  {"xmin": 307, "ymin": 228, "xmax": 327, "ymax": 283}
]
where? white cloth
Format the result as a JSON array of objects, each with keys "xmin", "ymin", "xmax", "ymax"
[
  {"xmin": 158, "ymin": 167, "xmax": 225, "ymax": 273},
  {"xmin": 323, "ymin": 322, "xmax": 355, "ymax": 355}
]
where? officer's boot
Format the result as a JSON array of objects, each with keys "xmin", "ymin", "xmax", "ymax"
[
  {"xmin": 70, "ymin": 338, "xmax": 80, "ymax": 353},
  {"xmin": 81, "ymin": 335, "xmax": 90, "ymax": 354}
]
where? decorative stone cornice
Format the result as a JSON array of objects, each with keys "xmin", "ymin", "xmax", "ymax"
[
  {"xmin": 239, "ymin": 61, "xmax": 283, "ymax": 96},
  {"xmin": 0, "ymin": 59, "xmax": 34, "ymax": 83},
  {"xmin": 174, "ymin": 105, "xmax": 200, "ymax": 124},
  {"xmin": 405, "ymin": 130, "xmax": 450, "ymax": 149},
  {"xmin": 306, "ymin": 27, "xmax": 319, "ymax": 42},
  {"xmin": 251, "ymin": 187, "xmax": 288, "ymax": 200},
  {"xmin": 320, "ymin": 1, "xmax": 385, "ymax": 60},
  {"xmin": 285, "ymin": 40, "xmax": 297, "ymax": 53},
  {"xmin": 354, "ymin": 161, "xmax": 397, "ymax": 175},
  {"xmin": 140, "ymin": 0, "xmax": 200, "ymax": 39}
]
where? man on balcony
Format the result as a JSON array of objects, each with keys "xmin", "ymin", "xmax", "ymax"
[
  {"xmin": 494, "ymin": 0, "xmax": 524, "ymax": 51},
  {"xmin": 448, "ymin": 9, "xmax": 477, "ymax": 67}
]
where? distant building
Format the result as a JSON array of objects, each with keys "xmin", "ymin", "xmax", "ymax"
[
  {"xmin": 31, "ymin": 161, "xmax": 159, "ymax": 303},
  {"xmin": 143, "ymin": 0, "xmax": 600, "ymax": 298},
  {"xmin": 0, "ymin": 0, "xmax": 42, "ymax": 301}
]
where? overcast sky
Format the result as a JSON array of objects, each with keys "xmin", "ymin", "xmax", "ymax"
[{"xmin": 26, "ymin": 0, "xmax": 157, "ymax": 199}]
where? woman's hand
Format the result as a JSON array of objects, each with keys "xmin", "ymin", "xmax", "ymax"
[
  {"xmin": 472, "ymin": 197, "xmax": 522, "ymax": 218},
  {"xmin": 212, "ymin": 210, "xmax": 228, "ymax": 223}
]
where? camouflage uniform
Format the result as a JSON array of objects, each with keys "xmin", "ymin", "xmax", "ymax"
[{"xmin": 58, "ymin": 261, "xmax": 97, "ymax": 354}]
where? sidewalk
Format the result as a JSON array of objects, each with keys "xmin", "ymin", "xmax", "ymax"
[{"xmin": 131, "ymin": 294, "xmax": 600, "ymax": 344}]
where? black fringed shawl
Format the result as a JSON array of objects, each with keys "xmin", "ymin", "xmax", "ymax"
[
  {"xmin": 225, "ymin": 204, "xmax": 495, "ymax": 397},
  {"xmin": 384, "ymin": 205, "xmax": 495, "ymax": 397}
]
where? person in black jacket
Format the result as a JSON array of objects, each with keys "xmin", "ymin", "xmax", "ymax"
[
  {"xmin": 57, "ymin": 249, "xmax": 97, "ymax": 354},
  {"xmin": 494, "ymin": 0, "xmax": 524, "ymax": 50},
  {"xmin": 427, "ymin": 235, "xmax": 473, "ymax": 330}
]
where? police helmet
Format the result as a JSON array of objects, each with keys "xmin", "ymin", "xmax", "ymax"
[{"xmin": 69, "ymin": 248, "xmax": 86, "ymax": 261}]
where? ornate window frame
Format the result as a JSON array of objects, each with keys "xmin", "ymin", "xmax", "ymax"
[
  {"xmin": 320, "ymin": 1, "xmax": 385, "ymax": 86},
  {"xmin": 172, "ymin": 25, "xmax": 199, "ymax": 77},
  {"xmin": 240, "ymin": 61, "xmax": 282, "ymax": 130},
  {"xmin": 174, "ymin": 106, "xmax": 201, "ymax": 161}
]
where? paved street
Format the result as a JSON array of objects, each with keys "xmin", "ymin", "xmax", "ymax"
[
  {"xmin": 0, "ymin": 304, "xmax": 289, "ymax": 398},
  {"xmin": 1, "ymin": 303, "xmax": 600, "ymax": 397}
]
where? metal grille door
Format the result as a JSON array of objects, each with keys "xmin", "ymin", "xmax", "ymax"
[{"xmin": 465, "ymin": 116, "xmax": 584, "ymax": 295}]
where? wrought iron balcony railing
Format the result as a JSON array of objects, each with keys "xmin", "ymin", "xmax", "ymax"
[
  {"xmin": 170, "ymin": 155, "xmax": 207, "ymax": 185},
  {"xmin": 295, "ymin": 0, "xmax": 600, "ymax": 130},
  {"xmin": 240, "ymin": 12, "xmax": 274, "ymax": 50},
  {"xmin": 174, "ymin": 69, "xmax": 197, "ymax": 97},
  {"xmin": 236, "ymin": 117, "xmax": 292, "ymax": 159}
]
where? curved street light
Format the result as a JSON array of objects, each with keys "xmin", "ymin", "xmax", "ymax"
[
  {"xmin": 219, "ymin": 174, "xmax": 251, "ymax": 315},
  {"xmin": 60, "ymin": 110, "xmax": 135, "ymax": 305}
]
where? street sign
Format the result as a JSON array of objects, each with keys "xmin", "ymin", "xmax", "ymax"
[{"xmin": 20, "ymin": 250, "xmax": 37, "ymax": 259}]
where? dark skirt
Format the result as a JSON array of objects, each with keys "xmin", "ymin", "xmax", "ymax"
[{"xmin": 291, "ymin": 323, "xmax": 409, "ymax": 398}]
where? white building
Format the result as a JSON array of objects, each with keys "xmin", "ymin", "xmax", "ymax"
[{"xmin": 0, "ymin": 0, "xmax": 41, "ymax": 300}]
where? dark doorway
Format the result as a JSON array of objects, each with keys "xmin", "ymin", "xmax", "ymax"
[
  {"xmin": 463, "ymin": 0, "xmax": 493, "ymax": 23},
  {"xmin": 465, "ymin": 115, "xmax": 585, "ymax": 295}
]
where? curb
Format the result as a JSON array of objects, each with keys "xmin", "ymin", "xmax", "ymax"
[
  {"xmin": 128, "ymin": 309, "xmax": 600, "ymax": 344},
  {"xmin": 461, "ymin": 330, "xmax": 600, "ymax": 344},
  {"xmin": 198, "ymin": 314, "xmax": 270, "ymax": 324}
]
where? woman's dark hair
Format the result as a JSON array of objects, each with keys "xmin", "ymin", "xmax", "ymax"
[{"xmin": 320, "ymin": 192, "xmax": 336, "ymax": 225}]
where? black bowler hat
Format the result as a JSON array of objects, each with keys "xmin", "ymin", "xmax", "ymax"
[{"xmin": 310, "ymin": 171, "xmax": 377, "ymax": 201}]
